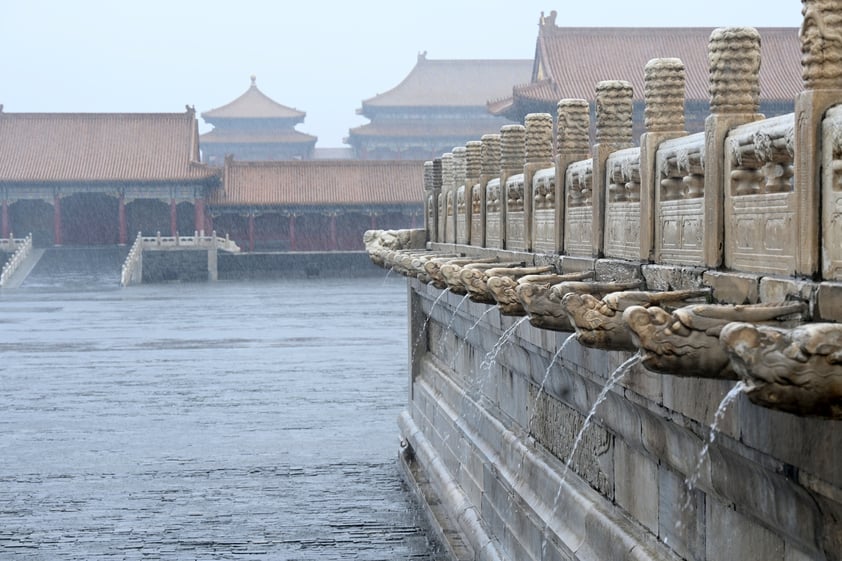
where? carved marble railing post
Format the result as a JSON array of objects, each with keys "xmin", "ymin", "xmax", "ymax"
[
  {"xmin": 592, "ymin": 80, "xmax": 634, "ymax": 257},
  {"xmin": 555, "ymin": 99, "xmax": 591, "ymax": 254},
  {"xmin": 465, "ymin": 140, "xmax": 482, "ymax": 246},
  {"xmin": 524, "ymin": 113, "xmax": 555, "ymax": 253},
  {"xmin": 434, "ymin": 158, "xmax": 445, "ymax": 244},
  {"xmin": 453, "ymin": 146, "xmax": 469, "ymax": 245},
  {"xmin": 800, "ymin": 0, "xmax": 842, "ymax": 278},
  {"xmin": 501, "ymin": 124, "xmax": 526, "ymax": 250},
  {"xmin": 704, "ymin": 27, "xmax": 764, "ymax": 267},
  {"xmin": 441, "ymin": 152, "xmax": 456, "ymax": 244},
  {"xmin": 639, "ymin": 58, "xmax": 687, "ymax": 261},
  {"xmin": 482, "ymin": 134, "xmax": 503, "ymax": 248},
  {"xmin": 423, "ymin": 160, "xmax": 437, "ymax": 243}
]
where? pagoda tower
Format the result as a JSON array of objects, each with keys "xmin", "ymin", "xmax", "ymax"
[{"xmin": 200, "ymin": 76, "xmax": 317, "ymax": 164}]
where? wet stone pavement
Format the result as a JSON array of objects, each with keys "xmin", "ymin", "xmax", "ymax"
[{"xmin": 0, "ymin": 262, "xmax": 444, "ymax": 560}]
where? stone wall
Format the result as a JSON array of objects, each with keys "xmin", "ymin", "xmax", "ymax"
[{"xmin": 402, "ymin": 273, "xmax": 840, "ymax": 561}]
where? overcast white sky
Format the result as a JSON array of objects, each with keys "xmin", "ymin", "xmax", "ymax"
[{"xmin": 1, "ymin": 1, "xmax": 802, "ymax": 147}]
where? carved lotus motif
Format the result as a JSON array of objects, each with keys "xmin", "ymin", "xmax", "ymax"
[{"xmin": 720, "ymin": 322, "xmax": 842, "ymax": 419}]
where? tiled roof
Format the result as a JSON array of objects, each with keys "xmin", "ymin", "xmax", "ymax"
[
  {"xmin": 200, "ymin": 128, "xmax": 317, "ymax": 145},
  {"xmin": 490, "ymin": 25, "xmax": 802, "ymax": 117},
  {"xmin": 347, "ymin": 118, "xmax": 513, "ymax": 139},
  {"xmin": 525, "ymin": 26, "xmax": 801, "ymax": 104},
  {"xmin": 212, "ymin": 160, "xmax": 425, "ymax": 206},
  {"xmin": 0, "ymin": 110, "xmax": 217, "ymax": 183},
  {"xmin": 201, "ymin": 76, "xmax": 306, "ymax": 120},
  {"xmin": 360, "ymin": 54, "xmax": 532, "ymax": 111}
]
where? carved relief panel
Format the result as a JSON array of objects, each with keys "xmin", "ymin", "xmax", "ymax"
[
  {"xmin": 655, "ymin": 133, "xmax": 706, "ymax": 265},
  {"xmin": 456, "ymin": 185, "xmax": 468, "ymax": 244},
  {"xmin": 506, "ymin": 173, "xmax": 526, "ymax": 250},
  {"xmin": 823, "ymin": 106, "xmax": 842, "ymax": 280},
  {"xmin": 437, "ymin": 191, "xmax": 446, "ymax": 244},
  {"xmin": 724, "ymin": 114, "xmax": 797, "ymax": 275},
  {"xmin": 564, "ymin": 159, "xmax": 594, "ymax": 257},
  {"xmin": 603, "ymin": 147, "xmax": 642, "ymax": 261},
  {"xmin": 485, "ymin": 179, "xmax": 503, "ymax": 249},
  {"xmin": 532, "ymin": 168, "xmax": 557, "ymax": 253},
  {"xmin": 470, "ymin": 183, "xmax": 484, "ymax": 247},
  {"xmin": 444, "ymin": 190, "xmax": 455, "ymax": 243}
]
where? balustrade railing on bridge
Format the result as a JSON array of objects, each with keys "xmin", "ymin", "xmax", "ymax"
[
  {"xmin": 419, "ymin": 20, "xmax": 842, "ymax": 312},
  {"xmin": 121, "ymin": 230, "xmax": 240, "ymax": 286},
  {"xmin": 0, "ymin": 234, "xmax": 33, "ymax": 288}
]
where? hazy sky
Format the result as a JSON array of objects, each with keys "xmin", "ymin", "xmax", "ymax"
[{"xmin": 1, "ymin": 1, "xmax": 802, "ymax": 147}]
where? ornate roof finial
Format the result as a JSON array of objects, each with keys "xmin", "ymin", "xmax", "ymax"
[
  {"xmin": 250, "ymin": 75, "xmax": 257, "ymax": 87},
  {"xmin": 540, "ymin": 10, "xmax": 558, "ymax": 28},
  {"xmin": 418, "ymin": 51, "xmax": 427, "ymax": 62}
]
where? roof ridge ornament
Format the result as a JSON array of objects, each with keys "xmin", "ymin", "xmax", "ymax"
[{"xmin": 250, "ymin": 75, "xmax": 257, "ymax": 87}]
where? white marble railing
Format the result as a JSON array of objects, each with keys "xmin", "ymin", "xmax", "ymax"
[
  {"xmin": 140, "ymin": 230, "xmax": 240, "ymax": 253},
  {"xmin": 121, "ymin": 230, "xmax": 240, "ymax": 287},
  {"xmin": 0, "ymin": 234, "xmax": 33, "ymax": 288},
  {"xmin": 120, "ymin": 232, "xmax": 144, "ymax": 287}
]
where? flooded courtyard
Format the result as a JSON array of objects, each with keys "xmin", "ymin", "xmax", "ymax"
[{"xmin": 0, "ymin": 267, "xmax": 444, "ymax": 560}]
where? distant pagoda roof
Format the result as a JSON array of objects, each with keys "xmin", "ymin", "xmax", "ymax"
[
  {"xmin": 200, "ymin": 128, "xmax": 317, "ymax": 145},
  {"xmin": 359, "ymin": 53, "xmax": 532, "ymax": 113},
  {"xmin": 202, "ymin": 76, "xmax": 306, "ymax": 121}
]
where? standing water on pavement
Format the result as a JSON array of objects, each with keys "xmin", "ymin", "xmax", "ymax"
[{"xmin": 0, "ymin": 271, "xmax": 445, "ymax": 560}]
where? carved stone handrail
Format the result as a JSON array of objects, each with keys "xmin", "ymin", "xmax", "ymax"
[
  {"xmin": 120, "ymin": 232, "xmax": 144, "ymax": 287},
  {"xmin": 0, "ymin": 234, "xmax": 33, "ymax": 288}
]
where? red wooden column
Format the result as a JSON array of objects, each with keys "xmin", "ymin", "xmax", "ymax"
[
  {"xmin": 53, "ymin": 195, "xmax": 62, "ymax": 246},
  {"xmin": 118, "ymin": 194, "xmax": 127, "ymax": 245},
  {"xmin": 248, "ymin": 212, "xmax": 255, "ymax": 253},
  {"xmin": 170, "ymin": 199, "xmax": 178, "ymax": 236},
  {"xmin": 289, "ymin": 214, "xmax": 297, "ymax": 251},
  {"xmin": 194, "ymin": 197, "xmax": 205, "ymax": 234},
  {"xmin": 329, "ymin": 213, "xmax": 337, "ymax": 250},
  {"xmin": 1, "ymin": 199, "xmax": 9, "ymax": 239}
]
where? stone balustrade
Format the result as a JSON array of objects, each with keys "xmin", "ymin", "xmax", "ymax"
[
  {"xmin": 121, "ymin": 230, "xmax": 240, "ymax": 286},
  {"xmin": 421, "ymin": 20, "xmax": 842, "ymax": 306},
  {"xmin": 0, "ymin": 234, "xmax": 32, "ymax": 288}
]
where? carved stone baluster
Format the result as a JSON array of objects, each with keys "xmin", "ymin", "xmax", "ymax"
[
  {"xmin": 501, "ymin": 124, "xmax": 526, "ymax": 250},
  {"xmin": 643, "ymin": 58, "xmax": 687, "ymax": 261},
  {"xmin": 704, "ymin": 27, "xmax": 764, "ymax": 268},
  {"xmin": 593, "ymin": 80, "xmax": 634, "ymax": 257},
  {"xmin": 466, "ymin": 140, "xmax": 482, "ymax": 245},
  {"xmin": 556, "ymin": 99, "xmax": 591, "ymax": 253},
  {"xmin": 441, "ymin": 152, "xmax": 455, "ymax": 243},
  {"xmin": 482, "ymin": 133, "xmax": 502, "ymax": 248},
  {"xmin": 525, "ymin": 112, "xmax": 554, "ymax": 251},
  {"xmin": 803, "ymin": 0, "xmax": 842, "ymax": 278}
]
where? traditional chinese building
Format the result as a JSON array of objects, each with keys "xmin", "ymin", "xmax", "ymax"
[
  {"xmin": 489, "ymin": 12, "xmax": 802, "ymax": 137},
  {"xmin": 346, "ymin": 53, "xmax": 532, "ymax": 160},
  {"xmin": 200, "ymin": 76, "xmax": 317, "ymax": 165},
  {"xmin": 0, "ymin": 107, "xmax": 219, "ymax": 247},
  {"xmin": 209, "ymin": 158, "xmax": 424, "ymax": 251}
]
